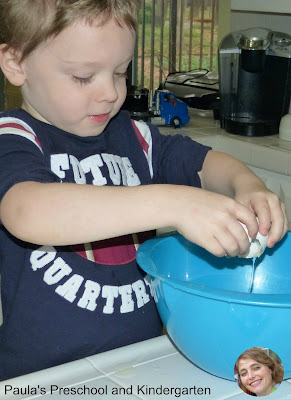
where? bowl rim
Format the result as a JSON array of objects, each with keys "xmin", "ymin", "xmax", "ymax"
[{"xmin": 137, "ymin": 234, "xmax": 291, "ymax": 308}]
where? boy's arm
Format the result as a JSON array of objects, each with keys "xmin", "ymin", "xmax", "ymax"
[
  {"xmin": 0, "ymin": 179, "xmax": 257, "ymax": 257},
  {"xmin": 0, "ymin": 181, "xmax": 173, "ymax": 245},
  {"xmin": 0, "ymin": 150, "xmax": 287, "ymax": 257},
  {"xmin": 200, "ymin": 150, "xmax": 288, "ymax": 247}
]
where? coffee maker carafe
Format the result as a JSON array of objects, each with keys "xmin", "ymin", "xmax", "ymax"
[{"xmin": 219, "ymin": 28, "xmax": 291, "ymax": 136}]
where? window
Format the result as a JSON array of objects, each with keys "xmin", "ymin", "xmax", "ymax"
[{"xmin": 130, "ymin": 0, "xmax": 219, "ymax": 92}]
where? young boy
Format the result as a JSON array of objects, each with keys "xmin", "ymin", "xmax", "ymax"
[{"xmin": 0, "ymin": 0, "xmax": 287, "ymax": 381}]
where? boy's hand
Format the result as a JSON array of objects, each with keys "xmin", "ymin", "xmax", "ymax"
[
  {"xmin": 234, "ymin": 185, "xmax": 288, "ymax": 249},
  {"xmin": 199, "ymin": 150, "xmax": 288, "ymax": 255},
  {"xmin": 170, "ymin": 186, "xmax": 259, "ymax": 258}
]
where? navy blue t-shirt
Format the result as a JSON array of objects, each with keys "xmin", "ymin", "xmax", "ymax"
[{"xmin": 0, "ymin": 109, "xmax": 210, "ymax": 380}]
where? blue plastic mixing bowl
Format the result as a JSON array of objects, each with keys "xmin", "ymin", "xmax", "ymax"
[{"xmin": 137, "ymin": 232, "xmax": 291, "ymax": 381}]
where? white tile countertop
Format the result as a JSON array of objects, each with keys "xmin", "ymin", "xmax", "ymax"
[
  {"xmin": 160, "ymin": 109, "xmax": 291, "ymax": 176},
  {"xmin": 1, "ymin": 335, "xmax": 291, "ymax": 400}
]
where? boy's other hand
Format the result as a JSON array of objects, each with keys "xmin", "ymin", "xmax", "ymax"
[
  {"xmin": 169, "ymin": 186, "xmax": 259, "ymax": 258},
  {"xmin": 234, "ymin": 185, "xmax": 288, "ymax": 249}
]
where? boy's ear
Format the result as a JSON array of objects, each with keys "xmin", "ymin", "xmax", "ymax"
[{"xmin": 0, "ymin": 44, "xmax": 26, "ymax": 87}]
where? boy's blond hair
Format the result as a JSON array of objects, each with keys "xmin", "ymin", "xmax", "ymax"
[{"xmin": 0, "ymin": 0, "xmax": 141, "ymax": 60}]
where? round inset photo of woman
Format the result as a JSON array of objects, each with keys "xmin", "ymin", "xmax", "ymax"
[{"xmin": 234, "ymin": 347, "xmax": 284, "ymax": 396}]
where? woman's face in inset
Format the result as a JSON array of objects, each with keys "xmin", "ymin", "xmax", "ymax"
[{"xmin": 238, "ymin": 357, "xmax": 274, "ymax": 396}]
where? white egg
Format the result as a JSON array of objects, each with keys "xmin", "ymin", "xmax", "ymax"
[{"xmin": 238, "ymin": 222, "xmax": 268, "ymax": 258}]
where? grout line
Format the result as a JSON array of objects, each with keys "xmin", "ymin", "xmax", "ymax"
[{"xmin": 85, "ymin": 350, "xmax": 179, "ymax": 376}]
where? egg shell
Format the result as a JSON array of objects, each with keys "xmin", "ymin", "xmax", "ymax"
[{"xmin": 239, "ymin": 222, "xmax": 268, "ymax": 258}]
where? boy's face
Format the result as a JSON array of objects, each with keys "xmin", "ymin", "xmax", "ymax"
[{"xmin": 20, "ymin": 19, "xmax": 135, "ymax": 136}]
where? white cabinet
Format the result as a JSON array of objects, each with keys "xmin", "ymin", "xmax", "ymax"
[{"xmin": 231, "ymin": 0, "xmax": 291, "ymax": 14}]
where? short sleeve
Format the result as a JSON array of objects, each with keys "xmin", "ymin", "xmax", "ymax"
[
  {"xmin": 150, "ymin": 125, "xmax": 211, "ymax": 187},
  {"xmin": 0, "ymin": 125, "xmax": 60, "ymax": 203}
]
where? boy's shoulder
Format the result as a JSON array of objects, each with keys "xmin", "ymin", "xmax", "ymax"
[
  {"xmin": 0, "ymin": 109, "xmax": 43, "ymax": 151},
  {"xmin": 0, "ymin": 108, "xmax": 29, "ymax": 120},
  {"xmin": 0, "ymin": 109, "xmax": 42, "ymax": 136}
]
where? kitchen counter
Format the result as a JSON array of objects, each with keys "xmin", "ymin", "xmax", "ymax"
[
  {"xmin": 160, "ymin": 109, "xmax": 291, "ymax": 175},
  {"xmin": 160, "ymin": 109, "xmax": 291, "ymax": 229},
  {"xmin": 1, "ymin": 335, "xmax": 291, "ymax": 400}
]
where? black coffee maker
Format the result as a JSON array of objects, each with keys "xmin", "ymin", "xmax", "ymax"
[{"xmin": 219, "ymin": 28, "xmax": 291, "ymax": 136}]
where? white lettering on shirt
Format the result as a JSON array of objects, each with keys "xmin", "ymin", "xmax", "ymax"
[
  {"xmin": 102, "ymin": 285, "xmax": 119, "ymax": 314},
  {"xmin": 50, "ymin": 152, "xmax": 141, "ymax": 186},
  {"xmin": 55, "ymin": 274, "xmax": 84, "ymax": 303},
  {"xmin": 132, "ymin": 279, "xmax": 150, "ymax": 308},
  {"xmin": 29, "ymin": 246, "xmax": 153, "ymax": 315},
  {"xmin": 51, "ymin": 154, "xmax": 70, "ymax": 180},
  {"xmin": 69, "ymin": 155, "xmax": 86, "ymax": 184},
  {"xmin": 77, "ymin": 280, "xmax": 101, "ymax": 311},
  {"xmin": 44, "ymin": 257, "xmax": 72, "ymax": 285},
  {"xmin": 119, "ymin": 284, "xmax": 134, "ymax": 313},
  {"xmin": 80, "ymin": 154, "xmax": 107, "ymax": 186},
  {"xmin": 30, "ymin": 245, "xmax": 56, "ymax": 271}
]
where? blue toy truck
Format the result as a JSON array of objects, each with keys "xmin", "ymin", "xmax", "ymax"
[
  {"xmin": 149, "ymin": 89, "xmax": 190, "ymax": 128},
  {"xmin": 122, "ymin": 88, "xmax": 190, "ymax": 128}
]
